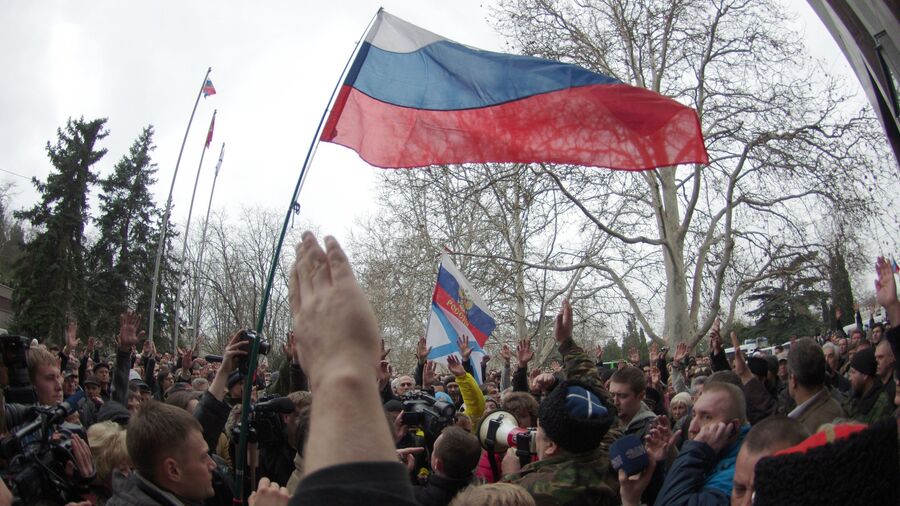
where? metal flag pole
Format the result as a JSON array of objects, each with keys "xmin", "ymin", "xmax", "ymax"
[
  {"xmin": 171, "ymin": 110, "xmax": 217, "ymax": 353},
  {"xmin": 147, "ymin": 67, "xmax": 212, "ymax": 346},
  {"xmin": 234, "ymin": 10, "xmax": 382, "ymax": 503},
  {"xmin": 190, "ymin": 142, "xmax": 225, "ymax": 346}
]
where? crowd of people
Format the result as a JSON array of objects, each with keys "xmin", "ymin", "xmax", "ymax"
[{"xmin": 1, "ymin": 233, "xmax": 899, "ymax": 505}]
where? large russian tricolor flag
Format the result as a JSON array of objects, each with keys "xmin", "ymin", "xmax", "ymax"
[
  {"xmin": 425, "ymin": 254, "xmax": 496, "ymax": 384},
  {"xmin": 321, "ymin": 10, "xmax": 708, "ymax": 171}
]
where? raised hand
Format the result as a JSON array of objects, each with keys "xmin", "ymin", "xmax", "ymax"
[
  {"xmin": 499, "ymin": 344, "xmax": 512, "ymax": 364},
  {"xmin": 549, "ymin": 360, "xmax": 562, "ymax": 372},
  {"xmin": 628, "ymin": 346, "xmax": 640, "ymax": 365},
  {"xmin": 377, "ymin": 360, "xmax": 392, "ymax": 390},
  {"xmin": 447, "ymin": 354, "xmax": 466, "ymax": 377},
  {"xmin": 674, "ymin": 342, "xmax": 688, "ymax": 364},
  {"xmin": 516, "ymin": 339, "xmax": 534, "ymax": 365},
  {"xmin": 457, "ymin": 335, "xmax": 472, "ymax": 362},
  {"xmin": 875, "ymin": 256, "xmax": 899, "ymax": 315},
  {"xmin": 117, "ymin": 310, "xmax": 144, "ymax": 352},
  {"xmin": 643, "ymin": 416, "xmax": 679, "ymax": 463},
  {"xmin": 67, "ymin": 434, "xmax": 94, "ymax": 481},
  {"xmin": 649, "ymin": 343, "xmax": 659, "ymax": 363},
  {"xmin": 554, "ymin": 299, "xmax": 573, "ymax": 343},
  {"xmin": 423, "ymin": 361, "xmax": 438, "ymax": 387},
  {"xmin": 415, "ymin": 336, "xmax": 431, "ymax": 365},
  {"xmin": 64, "ymin": 320, "xmax": 79, "ymax": 353},
  {"xmin": 221, "ymin": 331, "xmax": 249, "ymax": 375},
  {"xmin": 595, "ymin": 344, "xmax": 604, "ymax": 362},
  {"xmin": 287, "ymin": 233, "xmax": 381, "ymax": 384},
  {"xmin": 181, "ymin": 346, "xmax": 194, "ymax": 372}
]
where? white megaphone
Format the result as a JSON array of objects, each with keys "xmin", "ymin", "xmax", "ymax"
[{"xmin": 476, "ymin": 410, "xmax": 536, "ymax": 454}]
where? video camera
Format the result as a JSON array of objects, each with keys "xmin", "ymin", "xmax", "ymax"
[
  {"xmin": 1, "ymin": 391, "xmax": 91, "ymax": 504},
  {"xmin": 0, "ymin": 335, "xmax": 36, "ymax": 405},
  {"xmin": 230, "ymin": 395, "xmax": 293, "ymax": 447},
  {"xmin": 236, "ymin": 329, "xmax": 269, "ymax": 374},
  {"xmin": 399, "ymin": 391, "xmax": 455, "ymax": 442},
  {"xmin": 477, "ymin": 410, "xmax": 536, "ymax": 470}
]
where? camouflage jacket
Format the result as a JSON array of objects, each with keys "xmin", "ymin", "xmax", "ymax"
[
  {"xmin": 503, "ymin": 338, "xmax": 622, "ymax": 505},
  {"xmin": 506, "ymin": 446, "xmax": 619, "ymax": 506},
  {"xmin": 558, "ymin": 338, "xmax": 613, "ymax": 406}
]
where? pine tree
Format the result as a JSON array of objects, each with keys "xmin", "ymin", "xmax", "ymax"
[
  {"xmin": 746, "ymin": 254, "xmax": 827, "ymax": 341},
  {"xmin": 87, "ymin": 126, "xmax": 159, "ymax": 338},
  {"xmin": 12, "ymin": 117, "xmax": 108, "ymax": 340},
  {"xmin": 827, "ymin": 247, "xmax": 854, "ymax": 328}
]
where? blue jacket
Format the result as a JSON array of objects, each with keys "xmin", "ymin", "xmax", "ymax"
[{"xmin": 654, "ymin": 424, "xmax": 750, "ymax": 506}]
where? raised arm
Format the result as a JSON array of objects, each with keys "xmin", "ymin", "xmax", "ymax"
[
  {"xmin": 289, "ymin": 233, "xmax": 399, "ymax": 475},
  {"xmin": 729, "ymin": 330, "xmax": 753, "ymax": 384},
  {"xmin": 114, "ymin": 310, "xmax": 143, "ymax": 405}
]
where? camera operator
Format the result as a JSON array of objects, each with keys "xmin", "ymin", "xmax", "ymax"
[
  {"xmin": 385, "ymin": 398, "xmax": 431, "ymax": 483},
  {"xmin": 413, "ymin": 426, "xmax": 481, "ymax": 506},
  {"xmin": 25, "ymin": 346, "xmax": 63, "ymax": 407},
  {"xmin": 500, "ymin": 300, "xmax": 620, "ymax": 506}
]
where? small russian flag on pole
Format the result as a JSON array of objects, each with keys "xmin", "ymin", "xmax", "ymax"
[{"xmin": 202, "ymin": 78, "xmax": 217, "ymax": 98}]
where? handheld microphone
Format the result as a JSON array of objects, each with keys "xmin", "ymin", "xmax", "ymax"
[
  {"xmin": 47, "ymin": 390, "xmax": 85, "ymax": 426},
  {"xmin": 610, "ymin": 434, "xmax": 650, "ymax": 477}
]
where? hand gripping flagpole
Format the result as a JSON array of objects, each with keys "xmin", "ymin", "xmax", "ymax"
[
  {"xmin": 147, "ymin": 67, "xmax": 212, "ymax": 346},
  {"xmin": 233, "ymin": 10, "xmax": 381, "ymax": 503}
]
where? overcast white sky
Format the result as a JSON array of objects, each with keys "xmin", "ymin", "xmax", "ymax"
[{"xmin": 0, "ymin": 1, "xmax": 868, "ymax": 250}]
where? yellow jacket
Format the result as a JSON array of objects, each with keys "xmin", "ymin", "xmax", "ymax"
[{"xmin": 456, "ymin": 372, "xmax": 485, "ymax": 424}]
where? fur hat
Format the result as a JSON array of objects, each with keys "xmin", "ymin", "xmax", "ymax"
[
  {"xmin": 538, "ymin": 380, "xmax": 615, "ymax": 454},
  {"xmin": 753, "ymin": 418, "xmax": 898, "ymax": 505}
]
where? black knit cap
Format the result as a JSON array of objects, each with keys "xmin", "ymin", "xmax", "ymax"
[
  {"xmin": 538, "ymin": 380, "xmax": 616, "ymax": 454},
  {"xmin": 849, "ymin": 347, "xmax": 877, "ymax": 377}
]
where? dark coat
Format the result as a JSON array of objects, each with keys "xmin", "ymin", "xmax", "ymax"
[{"xmin": 413, "ymin": 473, "xmax": 472, "ymax": 506}]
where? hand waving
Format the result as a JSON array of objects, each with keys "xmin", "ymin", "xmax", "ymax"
[
  {"xmin": 674, "ymin": 342, "xmax": 688, "ymax": 364},
  {"xmin": 447, "ymin": 354, "xmax": 466, "ymax": 377},
  {"xmin": 65, "ymin": 320, "xmax": 79, "ymax": 353},
  {"xmin": 554, "ymin": 299, "xmax": 573, "ymax": 343},
  {"xmin": 875, "ymin": 256, "xmax": 899, "ymax": 316},
  {"xmin": 457, "ymin": 335, "xmax": 472, "ymax": 362},
  {"xmin": 416, "ymin": 336, "xmax": 432, "ymax": 365},
  {"xmin": 117, "ymin": 310, "xmax": 144, "ymax": 352},
  {"xmin": 516, "ymin": 339, "xmax": 534, "ymax": 365}
]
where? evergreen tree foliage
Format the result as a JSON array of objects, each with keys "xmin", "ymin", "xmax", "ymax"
[
  {"xmin": 0, "ymin": 183, "xmax": 25, "ymax": 285},
  {"xmin": 602, "ymin": 337, "xmax": 623, "ymax": 362},
  {"xmin": 621, "ymin": 314, "xmax": 649, "ymax": 363},
  {"xmin": 11, "ymin": 117, "xmax": 108, "ymax": 341},
  {"xmin": 745, "ymin": 254, "xmax": 826, "ymax": 341},
  {"xmin": 827, "ymin": 247, "xmax": 855, "ymax": 328},
  {"xmin": 87, "ymin": 126, "xmax": 160, "ymax": 338}
]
